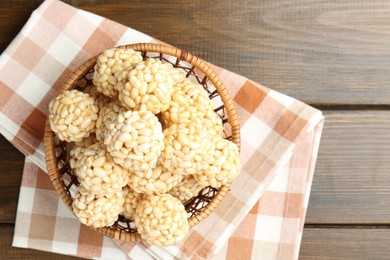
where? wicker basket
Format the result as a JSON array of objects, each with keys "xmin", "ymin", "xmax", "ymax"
[{"xmin": 44, "ymin": 43, "xmax": 240, "ymax": 242}]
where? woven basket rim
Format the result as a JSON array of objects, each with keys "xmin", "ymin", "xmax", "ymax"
[{"xmin": 44, "ymin": 43, "xmax": 241, "ymax": 242}]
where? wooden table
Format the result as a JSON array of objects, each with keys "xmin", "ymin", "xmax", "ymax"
[{"xmin": 1, "ymin": 0, "xmax": 390, "ymax": 259}]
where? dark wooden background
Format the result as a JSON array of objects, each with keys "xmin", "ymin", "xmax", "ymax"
[{"xmin": 1, "ymin": 0, "xmax": 390, "ymax": 259}]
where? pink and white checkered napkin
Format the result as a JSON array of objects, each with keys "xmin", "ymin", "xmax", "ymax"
[{"xmin": 0, "ymin": 0, "xmax": 324, "ymax": 259}]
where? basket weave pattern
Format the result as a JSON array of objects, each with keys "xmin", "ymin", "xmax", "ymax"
[{"xmin": 44, "ymin": 43, "xmax": 240, "ymax": 242}]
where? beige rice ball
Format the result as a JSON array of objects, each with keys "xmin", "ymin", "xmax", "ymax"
[
  {"xmin": 160, "ymin": 122, "xmax": 210, "ymax": 175},
  {"xmin": 104, "ymin": 110, "xmax": 164, "ymax": 171},
  {"xmin": 193, "ymin": 111, "xmax": 224, "ymax": 137},
  {"xmin": 161, "ymin": 79, "xmax": 214, "ymax": 125},
  {"xmin": 71, "ymin": 142, "xmax": 129, "ymax": 196},
  {"xmin": 72, "ymin": 186, "xmax": 124, "ymax": 228},
  {"xmin": 134, "ymin": 193, "xmax": 189, "ymax": 247},
  {"xmin": 128, "ymin": 161, "xmax": 183, "ymax": 195},
  {"xmin": 121, "ymin": 186, "xmax": 144, "ymax": 220},
  {"xmin": 70, "ymin": 134, "xmax": 98, "ymax": 150},
  {"xmin": 69, "ymin": 134, "xmax": 98, "ymax": 168},
  {"xmin": 116, "ymin": 58, "xmax": 184, "ymax": 114},
  {"xmin": 93, "ymin": 48, "xmax": 143, "ymax": 97},
  {"xmin": 168, "ymin": 175, "xmax": 207, "ymax": 204},
  {"xmin": 95, "ymin": 102, "xmax": 126, "ymax": 142},
  {"xmin": 48, "ymin": 89, "xmax": 98, "ymax": 142},
  {"xmin": 161, "ymin": 79, "xmax": 223, "ymax": 137},
  {"xmin": 194, "ymin": 137, "xmax": 240, "ymax": 188},
  {"xmin": 84, "ymin": 84, "xmax": 112, "ymax": 111}
]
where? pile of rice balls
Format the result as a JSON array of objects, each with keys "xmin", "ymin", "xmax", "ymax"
[{"xmin": 48, "ymin": 47, "xmax": 240, "ymax": 247}]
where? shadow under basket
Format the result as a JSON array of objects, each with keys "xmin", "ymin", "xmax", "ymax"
[{"xmin": 44, "ymin": 43, "xmax": 241, "ymax": 242}]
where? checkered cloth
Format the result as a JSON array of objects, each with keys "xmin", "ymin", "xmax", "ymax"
[{"xmin": 0, "ymin": 0, "xmax": 324, "ymax": 259}]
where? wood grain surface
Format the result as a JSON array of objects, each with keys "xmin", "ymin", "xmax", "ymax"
[
  {"xmin": 300, "ymin": 228, "xmax": 390, "ymax": 259},
  {"xmin": 73, "ymin": 0, "xmax": 390, "ymax": 105},
  {"xmin": 0, "ymin": 0, "xmax": 389, "ymax": 259},
  {"xmin": 0, "ymin": 137, "xmax": 24, "ymax": 223},
  {"xmin": 306, "ymin": 111, "xmax": 390, "ymax": 224},
  {"xmin": 1, "ymin": 1, "xmax": 390, "ymax": 105}
]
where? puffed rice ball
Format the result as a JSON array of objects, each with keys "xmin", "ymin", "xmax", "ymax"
[
  {"xmin": 71, "ymin": 142, "xmax": 129, "ymax": 196},
  {"xmin": 72, "ymin": 186, "xmax": 124, "ymax": 228},
  {"xmin": 162, "ymin": 79, "xmax": 214, "ymax": 125},
  {"xmin": 116, "ymin": 58, "xmax": 183, "ymax": 114},
  {"xmin": 122, "ymin": 186, "xmax": 144, "ymax": 220},
  {"xmin": 71, "ymin": 134, "xmax": 98, "ymax": 150},
  {"xmin": 161, "ymin": 79, "xmax": 223, "ymax": 137},
  {"xmin": 128, "ymin": 161, "xmax": 182, "ymax": 195},
  {"xmin": 69, "ymin": 134, "xmax": 98, "ymax": 168},
  {"xmin": 93, "ymin": 48, "xmax": 143, "ymax": 97},
  {"xmin": 105, "ymin": 110, "xmax": 164, "ymax": 171},
  {"xmin": 95, "ymin": 102, "xmax": 126, "ymax": 142},
  {"xmin": 84, "ymin": 84, "xmax": 112, "ymax": 110},
  {"xmin": 194, "ymin": 137, "xmax": 240, "ymax": 188},
  {"xmin": 48, "ymin": 89, "xmax": 98, "ymax": 142},
  {"xmin": 134, "ymin": 194, "xmax": 189, "ymax": 246},
  {"xmin": 168, "ymin": 175, "xmax": 207, "ymax": 204},
  {"xmin": 193, "ymin": 111, "xmax": 224, "ymax": 137},
  {"xmin": 161, "ymin": 122, "xmax": 210, "ymax": 175}
]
